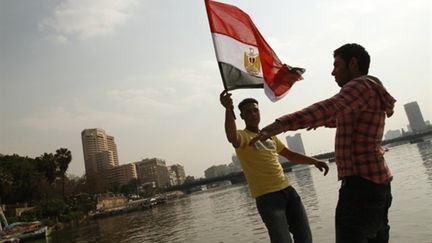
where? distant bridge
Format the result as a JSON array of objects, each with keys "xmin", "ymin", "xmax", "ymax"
[
  {"xmin": 165, "ymin": 129, "xmax": 431, "ymax": 193},
  {"xmin": 165, "ymin": 171, "xmax": 246, "ymax": 193},
  {"xmin": 382, "ymin": 129, "xmax": 432, "ymax": 145}
]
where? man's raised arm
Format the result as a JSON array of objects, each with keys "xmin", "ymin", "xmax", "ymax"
[{"xmin": 220, "ymin": 90, "xmax": 240, "ymax": 148}]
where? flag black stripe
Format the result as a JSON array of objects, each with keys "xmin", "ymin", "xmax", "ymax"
[{"xmin": 219, "ymin": 62, "xmax": 264, "ymax": 91}]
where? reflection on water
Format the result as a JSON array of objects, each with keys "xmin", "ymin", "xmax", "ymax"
[
  {"xmin": 292, "ymin": 167, "xmax": 319, "ymax": 211},
  {"xmin": 47, "ymin": 141, "xmax": 432, "ymax": 243},
  {"xmin": 417, "ymin": 140, "xmax": 432, "ymax": 184}
]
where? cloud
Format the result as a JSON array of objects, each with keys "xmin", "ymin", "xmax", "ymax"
[
  {"xmin": 17, "ymin": 100, "xmax": 144, "ymax": 132},
  {"xmin": 16, "ymin": 82, "xmax": 210, "ymax": 134},
  {"xmin": 39, "ymin": 0, "xmax": 138, "ymax": 42},
  {"xmin": 107, "ymin": 88, "xmax": 188, "ymax": 115}
]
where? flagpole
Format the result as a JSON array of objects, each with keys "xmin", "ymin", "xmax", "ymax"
[{"xmin": 205, "ymin": 0, "xmax": 236, "ymax": 119}]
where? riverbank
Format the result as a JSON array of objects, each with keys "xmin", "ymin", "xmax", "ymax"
[{"xmin": 88, "ymin": 196, "xmax": 168, "ymax": 220}]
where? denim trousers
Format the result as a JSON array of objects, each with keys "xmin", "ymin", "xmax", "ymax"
[
  {"xmin": 336, "ymin": 176, "xmax": 392, "ymax": 243},
  {"xmin": 256, "ymin": 186, "xmax": 312, "ymax": 243}
]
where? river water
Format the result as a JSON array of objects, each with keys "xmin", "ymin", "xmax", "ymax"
[{"xmin": 46, "ymin": 140, "xmax": 432, "ymax": 243}]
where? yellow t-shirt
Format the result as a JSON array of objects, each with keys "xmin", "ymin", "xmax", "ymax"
[{"xmin": 235, "ymin": 129, "xmax": 289, "ymax": 198}]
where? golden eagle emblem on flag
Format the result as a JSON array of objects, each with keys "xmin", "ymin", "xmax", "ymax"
[{"xmin": 244, "ymin": 48, "xmax": 261, "ymax": 76}]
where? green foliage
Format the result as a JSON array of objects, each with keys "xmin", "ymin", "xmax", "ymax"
[
  {"xmin": 0, "ymin": 167, "xmax": 13, "ymax": 198},
  {"xmin": 0, "ymin": 148, "xmax": 73, "ymax": 204},
  {"xmin": 35, "ymin": 153, "xmax": 57, "ymax": 184},
  {"xmin": 55, "ymin": 148, "xmax": 72, "ymax": 176},
  {"xmin": 109, "ymin": 182, "xmax": 121, "ymax": 193},
  {"xmin": 0, "ymin": 150, "xmax": 96, "ymax": 225},
  {"xmin": 37, "ymin": 198, "xmax": 68, "ymax": 219},
  {"xmin": 18, "ymin": 198, "xmax": 87, "ymax": 223},
  {"xmin": 58, "ymin": 210, "xmax": 82, "ymax": 223},
  {"xmin": 183, "ymin": 175, "xmax": 196, "ymax": 185},
  {"xmin": 0, "ymin": 154, "xmax": 42, "ymax": 203},
  {"xmin": 55, "ymin": 148, "xmax": 72, "ymax": 199},
  {"xmin": 120, "ymin": 178, "xmax": 140, "ymax": 195},
  {"xmin": 66, "ymin": 194, "xmax": 95, "ymax": 214}
]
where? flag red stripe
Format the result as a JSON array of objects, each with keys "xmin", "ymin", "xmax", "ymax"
[{"xmin": 205, "ymin": 0, "xmax": 257, "ymax": 46}]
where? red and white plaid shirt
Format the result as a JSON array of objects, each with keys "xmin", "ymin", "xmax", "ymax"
[{"xmin": 276, "ymin": 75, "xmax": 396, "ymax": 184}]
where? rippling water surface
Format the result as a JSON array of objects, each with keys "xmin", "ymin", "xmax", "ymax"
[{"xmin": 46, "ymin": 140, "xmax": 432, "ymax": 243}]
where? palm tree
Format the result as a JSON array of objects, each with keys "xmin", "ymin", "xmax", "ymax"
[
  {"xmin": 55, "ymin": 148, "xmax": 72, "ymax": 199},
  {"xmin": 36, "ymin": 153, "xmax": 57, "ymax": 184}
]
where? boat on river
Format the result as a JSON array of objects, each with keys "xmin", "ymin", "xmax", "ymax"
[
  {"xmin": 0, "ymin": 238, "xmax": 20, "ymax": 243},
  {"xmin": 1, "ymin": 221, "xmax": 49, "ymax": 242},
  {"xmin": 0, "ymin": 207, "xmax": 50, "ymax": 242}
]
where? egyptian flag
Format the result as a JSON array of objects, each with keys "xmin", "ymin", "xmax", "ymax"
[{"xmin": 205, "ymin": 0, "xmax": 305, "ymax": 102}]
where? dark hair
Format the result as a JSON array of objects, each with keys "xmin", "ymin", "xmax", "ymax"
[
  {"xmin": 333, "ymin": 43, "xmax": 370, "ymax": 75},
  {"xmin": 238, "ymin": 98, "xmax": 258, "ymax": 112}
]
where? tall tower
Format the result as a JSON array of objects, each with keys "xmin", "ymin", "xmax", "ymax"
[
  {"xmin": 286, "ymin": 133, "xmax": 306, "ymax": 155},
  {"xmin": 404, "ymin": 102, "xmax": 426, "ymax": 132},
  {"xmin": 81, "ymin": 128, "xmax": 119, "ymax": 175}
]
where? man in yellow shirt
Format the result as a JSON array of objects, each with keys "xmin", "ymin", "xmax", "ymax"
[{"xmin": 220, "ymin": 90, "xmax": 329, "ymax": 243}]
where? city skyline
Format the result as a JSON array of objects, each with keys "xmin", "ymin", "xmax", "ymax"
[
  {"xmin": 79, "ymin": 100, "xmax": 430, "ymax": 178},
  {"xmin": 1, "ymin": 0, "xmax": 431, "ymax": 178}
]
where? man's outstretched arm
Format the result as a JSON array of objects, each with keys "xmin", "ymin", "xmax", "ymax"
[
  {"xmin": 249, "ymin": 120, "xmax": 284, "ymax": 145},
  {"xmin": 250, "ymin": 79, "xmax": 371, "ymax": 145}
]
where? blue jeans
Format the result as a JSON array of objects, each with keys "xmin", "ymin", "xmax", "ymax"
[
  {"xmin": 336, "ymin": 176, "xmax": 392, "ymax": 243},
  {"xmin": 256, "ymin": 186, "xmax": 312, "ymax": 243}
]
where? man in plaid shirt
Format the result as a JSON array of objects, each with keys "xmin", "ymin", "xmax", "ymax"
[{"xmin": 250, "ymin": 43, "xmax": 396, "ymax": 243}]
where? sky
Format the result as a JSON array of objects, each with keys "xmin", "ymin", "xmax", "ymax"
[{"xmin": 1, "ymin": 0, "xmax": 431, "ymax": 178}]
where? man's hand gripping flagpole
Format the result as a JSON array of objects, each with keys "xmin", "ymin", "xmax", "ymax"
[{"xmin": 219, "ymin": 89, "xmax": 236, "ymax": 120}]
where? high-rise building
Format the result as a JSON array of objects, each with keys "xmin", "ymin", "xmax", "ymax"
[
  {"xmin": 135, "ymin": 158, "xmax": 170, "ymax": 188},
  {"xmin": 168, "ymin": 164, "xmax": 186, "ymax": 185},
  {"xmin": 286, "ymin": 133, "xmax": 306, "ymax": 155},
  {"xmin": 81, "ymin": 128, "xmax": 119, "ymax": 175},
  {"xmin": 404, "ymin": 102, "xmax": 427, "ymax": 132}
]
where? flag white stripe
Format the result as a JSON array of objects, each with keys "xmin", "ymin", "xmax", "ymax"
[{"xmin": 212, "ymin": 33, "xmax": 263, "ymax": 78}]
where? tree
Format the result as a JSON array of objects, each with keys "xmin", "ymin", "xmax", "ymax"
[
  {"xmin": 36, "ymin": 153, "xmax": 57, "ymax": 184},
  {"xmin": 0, "ymin": 154, "xmax": 43, "ymax": 203},
  {"xmin": 120, "ymin": 178, "xmax": 140, "ymax": 196},
  {"xmin": 66, "ymin": 174, "xmax": 87, "ymax": 196},
  {"xmin": 0, "ymin": 168, "xmax": 13, "ymax": 202},
  {"xmin": 183, "ymin": 176, "xmax": 196, "ymax": 185},
  {"xmin": 109, "ymin": 182, "xmax": 121, "ymax": 194},
  {"xmin": 83, "ymin": 172, "xmax": 109, "ymax": 194},
  {"xmin": 55, "ymin": 148, "xmax": 72, "ymax": 199}
]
